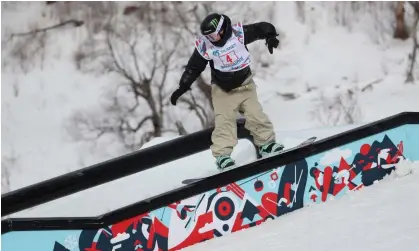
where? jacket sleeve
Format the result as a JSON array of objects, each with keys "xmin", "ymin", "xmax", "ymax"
[
  {"xmin": 243, "ymin": 22, "xmax": 278, "ymax": 45},
  {"xmin": 178, "ymin": 48, "xmax": 209, "ymax": 91}
]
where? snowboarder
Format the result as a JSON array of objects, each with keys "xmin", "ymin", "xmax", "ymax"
[{"xmin": 170, "ymin": 13, "xmax": 284, "ymax": 171}]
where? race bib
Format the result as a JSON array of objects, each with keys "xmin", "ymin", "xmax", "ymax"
[{"xmin": 194, "ymin": 22, "xmax": 251, "ymax": 72}]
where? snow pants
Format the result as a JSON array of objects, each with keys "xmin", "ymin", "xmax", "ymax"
[{"xmin": 210, "ymin": 77, "xmax": 276, "ymax": 157}]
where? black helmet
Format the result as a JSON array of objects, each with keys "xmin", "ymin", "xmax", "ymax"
[
  {"xmin": 200, "ymin": 13, "xmax": 222, "ymax": 36},
  {"xmin": 200, "ymin": 13, "xmax": 232, "ymax": 46}
]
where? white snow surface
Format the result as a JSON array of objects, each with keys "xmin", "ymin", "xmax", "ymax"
[
  {"xmin": 2, "ymin": 2, "xmax": 419, "ymax": 194},
  {"xmin": 2, "ymin": 3, "xmax": 419, "ymax": 250},
  {"xmin": 2, "ymin": 1, "xmax": 419, "ymax": 220},
  {"xmin": 183, "ymin": 162, "xmax": 419, "ymax": 251}
]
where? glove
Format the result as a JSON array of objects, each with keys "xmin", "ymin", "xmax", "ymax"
[
  {"xmin": 266, "ymin": 36, "xmax": 280, "ymax": 54},
  {"xmin": 170, "ymin": 88, "xmax": 186, "ymax": 106}
]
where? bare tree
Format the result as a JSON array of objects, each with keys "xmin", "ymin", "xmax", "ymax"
[
  {"xmin": 1, "ymin": 149, "xmax": 19, "ymax": 194},
  {"xmin": 66, "ymin": 3, "xmax": 222, "ymax": 149},
  {"xmin": 315, "ymin": 2, "xmax": 398, "ymax": 44},
  {"xmin": 66, "ymin": 15, "xmax": 187, "ymax": 149},
  {"xmin": 47, "ymin": 1, "xmax": 117, "ymax": 34},
  {"xmin": 56, "ymin": 2, "xmax": 220, "ymax": 150},
  {"xmin": 406, "ymin": 2, "xmax": 419, "ymax": 83},
  {"xmin": 2, "ymin": 18, "xmax": 83, "ymax": 74},
  {"xmin": 311, "ymin": 88, "xmax": 362, "ymax": 126},
  {"xmin": 394, "ymin": 1, "xmax": 409, "ymax": 40},
  {"xmin": 3, "ymin": 2, "xmax": 282, "ymax": 150},
  {"xmin": 1, "ymin": 164, "xmax": 12, "ymax": 194},
  {"xmin": 296, "ymin": 1, "xmax": 307, "ymax": 23}
]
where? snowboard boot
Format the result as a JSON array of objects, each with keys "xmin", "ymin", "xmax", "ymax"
[
  {"xmin": 215, "ymin": 155, "xmax": 236, "ymax": 172},
  {"xmin": 259, "ymin": 142, "xmax": 285, "ymax": 158}
]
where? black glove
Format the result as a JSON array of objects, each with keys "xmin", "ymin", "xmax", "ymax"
[
  {"xmin": 170, "ymin": 88, "xmax": 186, "ymax": 106},
  {"xmin": 266, "ymin": 36, "xmax": 280, "ymax": 54}
]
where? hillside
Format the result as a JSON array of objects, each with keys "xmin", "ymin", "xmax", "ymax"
[{"xmin": 2, "ymin": 1, "xmax": 419, "ymax": 195}]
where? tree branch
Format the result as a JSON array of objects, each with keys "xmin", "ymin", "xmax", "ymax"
[
  {"xmin": 131, "ymin": 115, "xmax": 153, "ymax": 132},
  {"xmin": 405, "ymin": 4, "xmax": 419, "ymax": 83},
  {"xmin": 172, "ymin": 3, "xmax": 196, "ymax": 36},
  {"xmin": 105, "ymin": 30, "xmax": 140, "ymax": 91},
  {"xmin": 178, "ymin": 95, "xmax": 206, "ymax": 128},
  {"xmin": 11, "ymin": 19, "xmax": 84, "ymax": 38}
]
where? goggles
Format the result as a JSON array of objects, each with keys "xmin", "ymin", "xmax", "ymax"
[{"xmin": 204, "ymin": 15, "xmax": 224, "ymax": 42}]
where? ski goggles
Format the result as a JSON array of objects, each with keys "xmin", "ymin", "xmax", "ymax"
[{"xmin": 204, "ymin": 15, "xmax": 224, "ymax": 42}]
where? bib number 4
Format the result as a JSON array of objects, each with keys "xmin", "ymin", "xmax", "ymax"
[{"xmin": 220, "ymin": 51, "xmax": 238, "ymax": 66}]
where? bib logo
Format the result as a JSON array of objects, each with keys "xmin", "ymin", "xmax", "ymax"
[
  {"xmin": 213, "ymin": 44, "xmax": 236, "ymax": 57},
  {"xmin": 221, "ymin": 44, "xmax": 236, "ymax": 53}
]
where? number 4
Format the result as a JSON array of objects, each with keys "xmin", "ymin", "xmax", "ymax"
[
  {"xmin": 219, "ymin": 51, "xmax": 238, "ymax": 66},
  {"xmin": 226, "ymin": 54, "xmax": 232, "ymax": 63}
]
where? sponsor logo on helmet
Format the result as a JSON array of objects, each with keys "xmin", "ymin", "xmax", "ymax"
[{"xmin": 210, "ymin": 18, "xmax": 219, "ymax": 29}]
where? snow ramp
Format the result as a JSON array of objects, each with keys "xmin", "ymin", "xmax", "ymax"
[{"xmin": 2, "ymin": 112, "xmax": 419, "ymax": 251}]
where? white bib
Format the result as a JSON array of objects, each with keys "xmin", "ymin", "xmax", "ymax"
[{"xmin": 195, "ymin": 22, "xmax": 251, "ymax": 72}]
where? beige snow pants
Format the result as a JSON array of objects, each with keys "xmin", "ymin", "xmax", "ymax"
[{"xmin": 210, "ymin": 77, "xmax": 276, "ymax": 157}]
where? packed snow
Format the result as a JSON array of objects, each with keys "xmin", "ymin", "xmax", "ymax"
[
  {"xmin": 2, "ymin": 2, "xmax": 419, "ymax": 195},
  {"xmin": 182, "ymin": 161, "xmax": 419, "ymax": 251},
  {"xmin": 1, "ymin": 1, "xmax": 419, "ymax": 219},
  {"xmin": 2, "ymin": 2, "xmax": 419, "ymax": 251}
]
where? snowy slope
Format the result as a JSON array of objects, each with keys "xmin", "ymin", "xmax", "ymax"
[
  {"xmin": 2, "ymin": 2, "xmax": 419, "ymax": 200},
  {"xmin": 183, "ymin": 163, "xmax": 419, "ymax": 251},
  {"xmin": 2, "ymin": 3, "xmax": 419, "ymax": 251}
]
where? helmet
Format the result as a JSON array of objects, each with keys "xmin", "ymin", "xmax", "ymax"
[{"xmin": 200, "ymin": 13, "xmax": 226, "ymax": 42}]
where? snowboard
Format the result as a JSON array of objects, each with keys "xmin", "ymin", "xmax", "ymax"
[{"xmin": 181, "ymin": 136, "xmax": 317, "ymax": 185}]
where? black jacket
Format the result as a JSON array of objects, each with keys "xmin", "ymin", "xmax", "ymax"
[{"xmin": 177, "ymin": 20, "xmax": 278, "ymax": 93}]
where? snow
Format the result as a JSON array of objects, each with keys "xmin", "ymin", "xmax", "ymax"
[
  {"xmin": 182, "ymin": 161, "xmax": 419, "ymax": 251},
  {"xmin": 2, "ymin": 1, "xmax": 419, "ymax": 221},
  {"xmin": 2, "ymin": 3, "xmax": 419, "ymax": 251}
]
